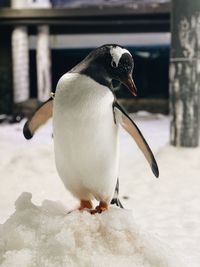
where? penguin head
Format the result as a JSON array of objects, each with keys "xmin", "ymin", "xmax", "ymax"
[{"xmin": 80, "ymin": 44, "xmax": 137, "ymax": 96}]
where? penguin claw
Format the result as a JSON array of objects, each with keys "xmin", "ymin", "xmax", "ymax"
[
  {"xmin": 90, "ymin": 201, "xmax": 108, "ymax": 214},
  {"xmin": 90, "ymin": 209, "xmax": 98, "ymax": 215}
]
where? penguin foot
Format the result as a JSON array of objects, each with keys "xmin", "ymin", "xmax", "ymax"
[
  {"xmin": 90, "ymin": 201, "xmax": 108, "ymax": 214},
  {"xmin": 79, "ymin": 200, "xmax": 93, "ymax": 210}
]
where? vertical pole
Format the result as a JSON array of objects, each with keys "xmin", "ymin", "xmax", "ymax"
[
  {"xmin": 36, "ymin": 25, "xmax": 52, "ymax": 102},
  {"xmin": 12, "ymin": 27, "xmax": 30, "ymax": 103},
  {"xmin": 11, "ymin": 0, "xmax": 30, "ymax": 103},
  {"xmin": 170, "ymin": 0, "xmax": 200, "ymax": 147},
  {"xmin": 29, "ymin": 0, "xmax": 52, "ymax": 102}
]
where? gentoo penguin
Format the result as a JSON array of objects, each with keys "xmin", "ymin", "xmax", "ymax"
[{"xmin": 23, "ymin": 44, "xmax": 159, "ymax": 213}]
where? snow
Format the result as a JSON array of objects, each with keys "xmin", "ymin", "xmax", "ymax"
[
  {"xmin": 0, "ymin": 112, "xmax": 199, "ymax": 266},
  {"xmin": 0, "ymin": 193, "xmax": 182, "ymax": 267}
]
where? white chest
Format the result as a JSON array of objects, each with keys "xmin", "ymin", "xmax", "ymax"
[
  {"xmin": 53, "ymin": 73, "xmax": 116, "ymax": 140},
  {"xmin": 53, "ymin": 73, "xmax": 119, "ymax": 201}
]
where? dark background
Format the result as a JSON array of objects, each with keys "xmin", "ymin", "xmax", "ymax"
[{"xmin": 30, "ymin": 46, "xmax": 169, "ymax": 99}]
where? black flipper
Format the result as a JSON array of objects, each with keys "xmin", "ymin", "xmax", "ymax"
[
  {"xmin": 110, "ymin": 179, "xmax": 124, "ymax": 208},
  {"xmin": 113, "ymin": 101, "xmax": 159, "ymax": 178},
  {"xmin": 23, "ymin": 97, "xmax": 53, "ymax": 140}
]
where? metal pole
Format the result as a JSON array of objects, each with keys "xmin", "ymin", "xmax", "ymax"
[{"xmin": 170, "ymin": 0, "xmax": 200, "ymax": 147}]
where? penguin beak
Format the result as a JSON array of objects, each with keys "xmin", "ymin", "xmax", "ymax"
[{"xmin": 121, "ymin": 75, "xmax": 137, "ymax": 96}]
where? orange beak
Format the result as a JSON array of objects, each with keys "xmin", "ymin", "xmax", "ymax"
[{"xmin": 122, "ymin": 75, "xmax": 137, "ymax": 96}]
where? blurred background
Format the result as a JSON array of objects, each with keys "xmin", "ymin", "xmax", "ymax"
[{"xmin": 0, "ymin": 0, "xmax": 170, "ymax": 120}]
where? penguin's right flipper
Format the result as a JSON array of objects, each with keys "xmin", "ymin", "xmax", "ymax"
[
  {"xmin": 113, "ymin": 101, "xmax": 159, "ymax": 178},
  {"xmin": 23, "ymin": 98, "xmax": 53, "ymax": 140}
]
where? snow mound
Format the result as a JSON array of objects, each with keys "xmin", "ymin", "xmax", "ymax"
[{"xmin": 0, "ymin": 193, "xmax": 184, "ymax": 267}]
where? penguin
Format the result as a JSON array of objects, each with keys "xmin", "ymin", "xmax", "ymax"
[{"xmin": 23, "ymin": 44, "xmax": 159, "ymax": 214}]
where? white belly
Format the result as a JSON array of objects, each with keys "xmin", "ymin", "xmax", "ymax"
[{"xmin": 53, "ymin": 73, "xmax": 119, "ymax": 203}]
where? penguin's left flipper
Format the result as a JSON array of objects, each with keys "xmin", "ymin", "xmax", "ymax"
[
  {"xmin": 113, "ymin": 101, "xmax": 159, "ymax": 178},
  {"xmin": 23, "ymin": 98, "xmax": 53, "ymax": 140}
]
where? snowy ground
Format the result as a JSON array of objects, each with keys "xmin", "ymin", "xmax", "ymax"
[{"xmin": 0, "ymin": 112, "xmax": 200, "ymax": 266}]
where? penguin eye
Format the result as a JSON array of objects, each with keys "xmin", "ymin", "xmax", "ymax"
[{"xmin": 111, "ymin": 60, "xmax": 117, "ymax": 68}]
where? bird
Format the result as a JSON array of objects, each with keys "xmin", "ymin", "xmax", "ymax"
[{"xmin": 23, "ymin": 44, "xmax": 159, "ymax": 214}]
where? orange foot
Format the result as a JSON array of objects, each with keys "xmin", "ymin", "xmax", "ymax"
[
  {"xmin": 90, "ymin": 201, "xmax": 108, "ymax": 214},
  {"xmin": 79, "ymin": 200, "xmax": 93, "ymax": 211}
]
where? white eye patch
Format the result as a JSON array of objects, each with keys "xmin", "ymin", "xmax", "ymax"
[{"xmin": 110, "ymin": 46, "xmax": 132, "ymax": 67}]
